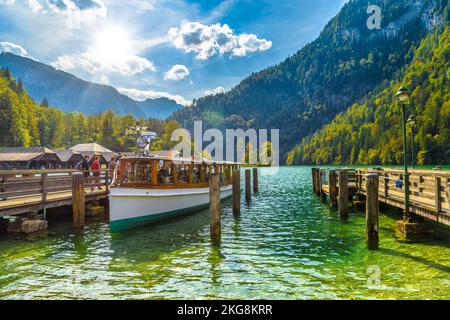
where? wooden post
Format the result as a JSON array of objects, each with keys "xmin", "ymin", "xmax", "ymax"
[
  {"xmin": 319, "ymin": 169, "xmax": 326, "ymax": 201},
  {"xmin": 338, "ymin": 170, "xmax": 349, "ymax": 220},
  {"xmin": 245, "ymin": 169, "xmax": 251, "ymax": 202},
  {"xmin": 42, "ymin": 173, "xmax": 48, "ymax": 219},
  {"xmin": 435, "ymin": 176, "xmax": 442, "ymax": 214},
  {"xmin": 366, "ymin": 173, "xmax": 379, "ymax": 248},
  {"xmin": 329, "ymin": 170, "xmax": 338, "ymax": 207},
  {"xmin": 72, "ymin": 172, "xmax": 85, "ymax": 228},
  {"xmin": 104, "ymin": 170, "xmax": 109, "ymax": 192},
  {"xmin": 312, "ymin": 168, "xmax": 317, "ymax": 194},
  {"xmin": 384, "ymin": 174, "xmax": 389, "ymax": 200},
  {"xmin": 253, "ymin": 168, "xmax": 258, "ymax": 193},
  {"xmin": 232, "ymin": 170, "xmax": 240, "ymax": 216},
  {"xmin": 209, "ymin": 174, "xmax": 221, "ymax": 244}
]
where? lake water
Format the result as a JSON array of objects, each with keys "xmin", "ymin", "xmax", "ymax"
[{"xmin": 0, "ymin": 167, "xmax": 449, "ymax": 299}]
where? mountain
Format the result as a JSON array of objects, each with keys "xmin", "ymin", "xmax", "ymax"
[
  {"xmin": 137, "ymin": 98, "xmax": 182, "ymax": 119},
  {"xmin": 173, "ymin": 0, "xmax": 449, "ymax": 161},
  {"xmin": 0, "ymin": 52, "xmax": 183, "ymax": 119},
  {"xmin": 287, "ymin": 26, "xmax": 450, "ymax": 165},
  {"xmin": 0, "ymin": 67, "xmax": 182, "ymax": 151}
]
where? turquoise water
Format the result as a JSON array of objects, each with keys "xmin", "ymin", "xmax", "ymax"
[{"xmin": 0, "ymin": 167, "xmax": 449, "ymax": 299}]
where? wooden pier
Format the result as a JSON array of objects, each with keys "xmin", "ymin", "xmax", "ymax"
[
  {"xmin": 0, "ymin": 169, "xmax": 109, "ymax": 217},
  {"xmin": 313, "ymin": 167, "xmax": 450, "ymax": 227}
]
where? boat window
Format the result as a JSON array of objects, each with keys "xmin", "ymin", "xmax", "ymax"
[
  {"xmin": 158, "ymin": 160, "xmax": 174, "ymax": 184},
  {"xmin": 121, "ymin": 160, "xmax": 152, "ymax": 185},
  {"xmin": 177, "ymin": 162, "xmax": 188, "ymax": 184}
]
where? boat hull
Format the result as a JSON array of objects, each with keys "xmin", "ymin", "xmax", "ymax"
[{"xmin": 109, "ymin": 185, "xmax": 232, "ymax": 232}]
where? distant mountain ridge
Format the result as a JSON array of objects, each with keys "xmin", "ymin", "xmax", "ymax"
[
  {"xmin": 0, "ymin": 52, "xmax": 183, "ymax": 119},
  {"xmin": 173, "ymin": 0, "xmax": 449, "ymax": 161}
]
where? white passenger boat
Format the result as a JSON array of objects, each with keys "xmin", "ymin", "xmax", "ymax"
[{"xmin": 109, "ymin": 156, "xmax": 239, "ymax": 232}]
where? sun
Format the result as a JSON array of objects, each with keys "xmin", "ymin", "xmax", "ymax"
[{"xmin": 91, "ymin": 26, "xmax": 132, "ymax": 66}]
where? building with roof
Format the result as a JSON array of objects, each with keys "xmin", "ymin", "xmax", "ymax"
[
  {"xmin": 70, "ymin": 143, "xmax": 115, "ymax": 165},
  {"xmin": 54, "ymin": 149, "xmax": 83, "ymax": 169},
  {"xmin": 0, "ymin": 147, "xmax": 61, "ymax": 170}
]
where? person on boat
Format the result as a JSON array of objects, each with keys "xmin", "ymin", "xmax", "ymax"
[
  {"xmin": 90, "ymin": 155, "xmax": 102, "ymax": 191},
  {"xmin": 158, "ymin": 163, "xmax": 169, "ymax": 184},
  {"xmin": 177, "ymin": 162, "xmax": 186, "ymax": 183}
]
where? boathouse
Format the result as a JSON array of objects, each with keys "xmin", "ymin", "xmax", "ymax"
[
  {"xmin": 0, "ymin": 147, "xmax": 61, "ymax": 170},
  {"xmin": 69, "ymin": 143, "xmax": 115, "ymax": 166},
  {"xmin": 54, "ymin": 149, "xmax": 83, "ymax": 169}
]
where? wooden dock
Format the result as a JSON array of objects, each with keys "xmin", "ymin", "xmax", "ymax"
[
  {"xmin": 0, "ymin": 169, "xmax": 109, "ymax": 217},
  {"xmin": 313, "ymin": 167, "xmax": 450, "ymax": 227}
]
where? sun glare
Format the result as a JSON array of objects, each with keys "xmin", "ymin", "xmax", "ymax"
[{"xmin": 92, "ymin": 26, "xmax": 132, "ymax": 65}]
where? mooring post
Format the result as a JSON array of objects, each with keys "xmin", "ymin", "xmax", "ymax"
[
  {"xmin": 319, "ymin": 169, "xmax": 326, "ymax": 201},
  {"xmin": 253, "ymin": 168, "xmax": 258, "ymax": 193},
  {"xmin": 72, "ymin": 172, "xmax": 85, "ymax": 228},
  {"xmin": 209, "ymin": 173, "xmax": 221, "ymax": 244},
  {"xmin": 232, "ymin": 170, "xmax": 241, "ymax": 216},
  {"xmin": 245, "ymin": 170, "xmax": 251, "ymax": 202},
  {"xmin": 366, "ymin": 173, "xmax": 379, "ymax": 248},
  {"xmin": 329, "ymin": 169, "xmax": 338, "ymax": 207},
  {"xmin": 338, "ymin": 170, "xmax": 349, "ymax": 220},
  {"xmin": 311, "ymin": 168, "xmax": 317, "ymax": 194}
]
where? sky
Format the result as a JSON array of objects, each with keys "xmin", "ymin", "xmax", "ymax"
[{"xmin": 0, "ymin": 0, "xmax": 347, "ymax": 106}]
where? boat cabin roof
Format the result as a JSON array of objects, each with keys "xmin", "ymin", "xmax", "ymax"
[{"xmin": 119, "ymin": 155, "xmax": 239, "ymax": 165}]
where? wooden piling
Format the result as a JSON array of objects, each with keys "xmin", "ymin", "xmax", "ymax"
[
  {"xmin": 232, "ymin": 170, "xmax": 241, "ymax": 216},
  {"xmin": 311, "ymin": 168, "xmax": 317, "ymax": 194},
  {"xmin": 253, "ymin": 168, "xmax": 258, "ymax": 193},
  {"xmin": 209, "ymin": 173, "xmax": 221, "ymax": 243},
  {"xmin": 245, "ymin": 170, "xmax": 251, "ymax": 202},
  {"xmin": 329, "ymin": 169, "xmax": 338, "ymax": 207},
  {"xmin": 366, "ymin": 173, "xmax": 379, "ymax": 248},
  {"xmin": 319, "ymin": 169, "xmax": 326, "ymax": 201},
  {"xmin": 338, "ymin": 170, "xmax": 349, "ymax": 220},
  {"xmin": 72, "ymin": 172, "xmax": 85, "ymax": 228}
]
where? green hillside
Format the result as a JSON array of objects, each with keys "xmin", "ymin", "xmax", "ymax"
[
  {"xmin": 287, "ymin": 27, "xmax": 450, "ymax": 165},
  {"xmin": 173, "ymin": 0, "xmax": 449, "ymax": 160},
  {"xmin": 0, "ymin": 68, "xmax": 180, "ymax": 152}
]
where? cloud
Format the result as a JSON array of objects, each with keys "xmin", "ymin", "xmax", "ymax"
[
  {"xmin": 0, "ymin": 42, "xmax": 28, "ymax": 57},
  {"xmin": 100, "ymin": 75, "xmax": 109, "ymax": 85},
  {"xmin": 27, "ymin": 0, "xmax": 43, "ymax": 13},
  {"xmin": 164, "ymin": 64, "xmax": 189, "ymax": 81},
  {"xmin": 118, "ymin": 87, "xmax": 191, "ymax": 106},
  {"xmin": 0, "ymin": 0, "xmax": 15, "ymax": 5},
  {"xmin": 168, "ymin": 21, "xmax": 272, "ymax": 60},
  {"xmin": 51, "ymin": 52, "xmax": 155, "ymax": 75},
  {"xmin": 203, "ymin": 86, "xmax": 225, "ymax": 96}
]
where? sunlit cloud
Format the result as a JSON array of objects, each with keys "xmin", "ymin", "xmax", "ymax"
[
  {"xmin": 0, "ymin": 41, "xmax": 28, "ymax": 57},
  {"xmin": 203, "ymin": 86, "xmax": 225, "ymax": 96},
  {"xmin": 164, "ymin": 64, "xmax": 189, "ymax": 81},
  {"xmin": 168, "ymin": 21, "xmax": 272, "ymax": 60},
  {"xmin": 118, "ymin": 87, "xmax": 191, "ymax": 106}
]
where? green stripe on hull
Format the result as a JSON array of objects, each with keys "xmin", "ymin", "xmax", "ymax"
[{"xmin": 110, "ymin": 194, "xmax": 232, "ymax": 232}]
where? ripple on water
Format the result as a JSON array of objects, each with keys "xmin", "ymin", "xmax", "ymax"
[{"xmin": 0, "ymin": 167, "xmax": 449, "ymax": 299}]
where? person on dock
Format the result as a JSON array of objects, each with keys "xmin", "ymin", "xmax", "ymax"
[
  {"xmin": 80, "ymin": 155, "xmax": 90, "ymax": 178},
  {"xmin": 90, "ymin": 155, "xmax": 102, "ymax": 191}
]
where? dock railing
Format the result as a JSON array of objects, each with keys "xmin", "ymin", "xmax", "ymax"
[
  {"xmin": 355, "ymin": 168, "xmax": 450, "ymax": 225},
  {"xmin": 0, "ymin": 169, "xmax": 110, "ymax": 203}
]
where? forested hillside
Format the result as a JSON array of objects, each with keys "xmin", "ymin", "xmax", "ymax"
[
  {"xmin": 173, "ymin": 0, "xmax": 449, "ymax": 160},
  {"xmin": 0, "ymin": 53, "xmax": 183, "ymax": 119},
  {"xmin": 287, "ymin": 27, "xmax": 450, "ymax": 165},
  {"xmin": 0, "ymin": 68, "xmax": 181, "ymax": 152}
]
